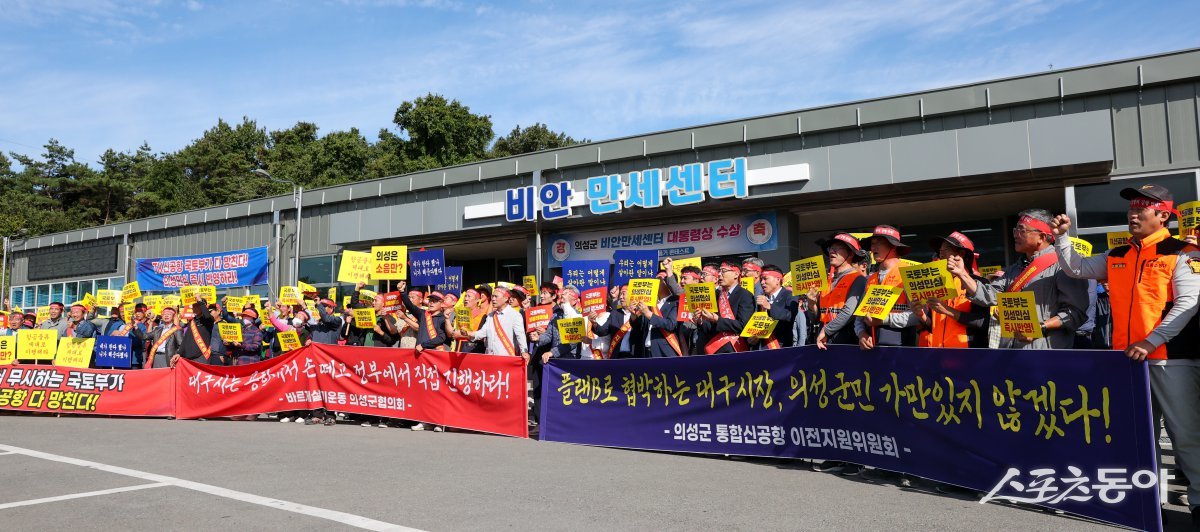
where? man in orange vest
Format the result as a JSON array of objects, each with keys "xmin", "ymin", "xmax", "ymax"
[
  {"xmin": 855, "ymin": 225, "xmax": 917, "ymax": 349},
  {"xmin": 900, "ymin": 231, "xmax": 991, "ymax": 348},
  {"xmin": 815, "ymin": 233, "xmax": 868, "ymax": 349},
  {"xmin": 1051, "ymin": 184, "xmax": 1200, "ymax": 524}
]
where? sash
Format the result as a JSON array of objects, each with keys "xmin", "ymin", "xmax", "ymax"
[
  {"xmin": 423, "ymin": 311, "xmax": 446, "ymax": 351},
  {"xmin": 650, "ymin": 306, "xmax": 684, "ymax": 356},
  {"xmin": 113, "ymin": 323, "xmax": 134, "ymax": 337},
  {"xmin": 1007, "ymin": 252, "xmax": 1058, "ymax": 292},
  {"xmin": 190, "ymin": 321, "xmax": 212, "ymax": 359},
  {"xmin": 704, "ymin": 289, "xmax": 748, "ymax": 354},
  {"xmin": 149, "ymin": 326, "xmax": 179, "ymax": 357},
  {"xmin": 606, "ymin": 319, "xmax": 633, "ymax": 358},
  {"xmin": 492, "ymin": 312, "xmax": 516, "ymax": 356}
]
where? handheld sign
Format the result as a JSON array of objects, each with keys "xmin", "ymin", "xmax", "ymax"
[
  {"xmin": 612, "ymin": 250, "xmax": 657, "ymax": 286},
  {"xmin": 180, "ymin": 286, "xmax": 200, "ymax": 306},
  {"xmin": 342, "ymin": 296, "xmax": 351, "ymax": 309},
  {"xmin": 121, "ymin": 281, "xmax": 141, "ymax": 302},
  {"xmin": 94, "ymin": 336, "xmax": 133, "ymax": 368},
  {"xmin": 790, "ymin": 255, "xmax": 829, "ymax": 294},
  {"xmin": 673, "ymin": 256, "xmax": 702, "ymax": 277},
  {"xmin": 337, "ymin": 250, "xmax": 373, "ymax": 284},
  {"xmin": 562, "ymin": 260, "xmax": 609, "ymax": 290},
  {"xmin": 0, "ymin": 336, "xmax": 15, "ymax": 365},
  {"xmin": 454, "ymin": 307, "xmax": 472, "ymax": 330},
  {"xmin": 526, "ymin": 305, "xmax": 553, "ymax": 333},
  {"xmin": 684, "ymin": 282, "xmax": 718, "ymax": 313},
  {"xmin": 218, "ymin": 323, "xmax": 244, "ymax": 343},
  {"xmin": 380, "ymin": 291, "xmax": 402, "ymax": 314},
  {"xmin": 353, "ymin": 308, "xmax": 377, "ymax": 328},
  {"xmin": 225, "ymin": 296, "xmax": 245, "ymax": 312},
  {"xmin": 676, "ymin": 292, "xmax": 692, "ymax": 322},
  {"xmin": 978, "ymin": 265, "xmax": 1002, "ymax": 277},
  {"xmin": 197, "ymin": 286, "xmax": 217, "ymax": 303},
  {"xmin": 55, "ymin": 337, "xmax": 95, "ymax": 368},
  {"xmin": 279, "ymin": 286, "xmax": 302, "ymax": 306},
  {"xmin": 523, "ymin": 275, "xmax": 538, "ymax": 298},
  {"xmin": 297, "ymin": 281, "xmax": 317, "ymax": 296},
  {"xmin": 248, "ymin": 295, "xmax": 263, "ymax": 314},
  {"xmin": 409, "ymin": 248, "xmax": 446, "ymax": 285},
  {"xmin": 36, "ymin": 307, "xmax": 51, "ymax": 325},
  {"xmin": 371, "ymin": 245, "xmax": 408, "ymax": 280},
  {"xmin": 557, "ymin": 317, "xmax": 585, "ymax": 344},
  {"xmin": 740, "ymin": 311, "xmax": 778, "ymax": 339},
  {"xmin": 626, "ymin": 279, "xmax": 659, "ymax": 308},
  {"xmin": 1106, "ymin": 231, "xmax": 1132, "ymax": 250},
  {"xmin": 998, "ymin": 291, "xmax": 1043, "ymax": 339},
  {"xmin": 1180, "ymin": 200, "xmax": 1200, "ymax": 238},
  {"xmin": 581, "ymin": 287, "xmax": 608, "ymax": 314},
  {"xmin": 436, "ymin": 266, "xmax": 463, "ymax": 297},
  {"xmin": 853, "ymin": 285, "xmax": 903, "ymax": 320},
  {"xmin": 740, "ymin": 277, "xmax": 755, "ymax": 293},
  {"xmin": 328, "ymin": 286, "xmax": 338, "ymax": 301},
  {"xmin": 18, "ymin": 329, "xmax": 57, "ymax": 361},
  {"xmin": 1069, "ymin": 237, "xmax": 1093, "ymax": 257},
  {"xmin": 277, "ymin": 330, "xmax": 302, "ymax": 352},
  {"xmin": 81, "ymin": 293, "xmax": 96, "ymax": 311},
  {"xmin": 899, "ymin": 259, "xmax": 958, "ymax": 303},
  {"xmin": 162, "ymin": 294, "xmax": 182, "ymax": 310}
]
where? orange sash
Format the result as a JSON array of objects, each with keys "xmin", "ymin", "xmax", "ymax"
[
  {"xmin": 492, "ymin": 312, "xmax": 516, "ymax": 356},
  {"xmin": 1007, "ymin": 252, "xmax": 1057, "ymax": 292},
  {"xmin": 704, "ymin": 288, "xmax": 748, "ymax": 354},
  {"xmin": 606, "ymin": 318, "xmax": 633, "ymax": 358},
  {"xmin": 424, "ymin": 312, "xmax": 446, "ymax": 351},
  {"xmin": 650, "ymin": 305, "xmax": 684, "ymax": 356},
  {"xmin": 149, "ymin": 325, "xmax": 179, "ymax": 357},
  {"xmin": 189, "ymin": 321, "xmax": 211, "ymax": 358}
]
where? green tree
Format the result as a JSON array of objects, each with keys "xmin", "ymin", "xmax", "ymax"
[
  {"xmin": 489, "ymin": 122, "xmax": 586, "ymax": 158},
  {"xmin": 391, "ymin": 93, "xmax": 494, "ymax": 170}
]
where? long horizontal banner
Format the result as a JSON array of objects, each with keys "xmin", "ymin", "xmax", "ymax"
[
  {"xmin": 135, "ymin": 246, "xmax": 269, "ymax": 291},
  {"xmin": 0, "ymin": 365, "xmax": 174, "ymax": 416},
  {"xmin": 539, "ymin": 346, "xmax": 1158, "ymax": 531},
  {"xmin": 175, "ymin": 344, "xmax": 527, "ymax": 437},
  {"xmin": 547, "ymin": 212, "xmax": 777, "ymax": 266}
]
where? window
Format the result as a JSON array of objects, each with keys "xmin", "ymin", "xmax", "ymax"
[
  {"xmin": 36, "ymin": 284, "xmax": 49, "ymax": 306},
  {"xmin": 299, "ymin": 256, "xmax": 335, "ymax": 285},
  {"xmin": 64, "ymin": 282, "xmax": 78, "ymax": 304},
  {"xmin": 11, "ymin": 287, "xmax": 23, "ymax": 308},
  {"xmin": 78, "ymin": 280, "xmax": 93, "ymax": 296},
  {"xmin": 95, "ymin": 279, "xmax": 109, "ymax": 291},
  {"xmin": 110, "ymin": 277, "xmax": 125, "ymax": 289},
  {"xmin": 51, "ymin": 283, "xmax": 64, "ymax": 305},
  {"xmin": 1074, "ymin": 172, "xmax": 1198, "ymax": 229},
  {"xmin": 24, "ymin": 287, "xmax": 33, "ymax": 308}
]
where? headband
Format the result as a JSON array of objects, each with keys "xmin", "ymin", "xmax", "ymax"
[
  {"xmin": 1130, "ymin": 197, "xmax": 1175, "ymax": 214},
  {"xmin": 741, "ymin": 263, "xmax": 762, "ymax": 273},
  {"xmin": 761, "ymin": 270, "xmax": 784, "ymax": 280},
  {"xmin": 1017, "ymin": 215, "xmax": 1053, "ymax": 235},
  {"xmin": 464, "ymin": 289, "xmax": 480, "ymax": 298},
  {"xmin": 720, "ymin": 262, "xmax": 739, "ymax": 271},
  {"xmin": 681, "ymin": 272, "xmax": 702, "ymax": 282},
  {"xmin": 702, "ymin": 266, "xmax": 719, "ymax": 275},
  {"xmin": 493, "ymin": 287, "xmax": 511, "ymax": 298}
]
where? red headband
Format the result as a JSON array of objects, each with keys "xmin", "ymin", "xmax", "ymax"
[
  {"xmin": 761, "ymin": 270, "xmax": 784, "ymax": 280},
  {"xmin": 720, "ymin": 262, "xmax": 739, "ymax": 271},
  {"xmin": 1130, "ymin": 197, "xmax": 1175, "ymax": 213},
  {"xmin": 464, "ymin": 289, "xmax": 479, "ymax": 298},
  {"xmin": 1017, "ymin": 215, "xmax": 1052, "ymax": 235},
  {"xmin": 702, "ymin": 266, "xmax": 719, "ymax": 275},
  {"xmin": 681, "ymin": 272, "xmax": 702, "ymax": 282},
  {"xmin": 741, "ymin": 263, "xmax": 762, "ymax": 273},
  {"xmin": 493, "ymin": 287, "xmax": 511, "ymax": 298}
]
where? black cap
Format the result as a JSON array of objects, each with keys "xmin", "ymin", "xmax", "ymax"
[{"xmin": 1120, "ymin": 184, "xmax": 1174, "ymax": 204}]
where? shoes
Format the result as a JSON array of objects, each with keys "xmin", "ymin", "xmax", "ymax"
[
  {"xmin": 323, "ymin": 417, "xmax": 335, "ymax": 426},
  {"xmin": 899, "ymin": 476, "xmax": 913, "ymax": 488},
  {"xmin": 812, "ymin": 461, "xmax": 844, "ymax": 473},
  {"xmin": 361, "ymin": 422, "xmax": 373, "ymax": 427},
  {"xmin": 528, "ymin": 420, "xmax": 539, "ymax": 428},
  {"xmin": 304, "ymin": 418, "xmax": 321, "ymax": 425},
  {"xmin": 411, "ymin": 423, "xmax": 427, "ymax": 431},
  {"xmin": 279, "ymin": 417, "xmax": 292, "ymax": 423},
  {"xmin": 433, "ymin": 425, "xmax": 444, "ymax": 432},
  {"xmin": 294, "ymin": 417, "xmax": 306, "ymax": 423},
  {"xmin": 840, "ymin": 465, "xmax": 864, "ymax": 477},
  {"xmin": 378, "ymin": 422, "xmax": 390, "ymax": 428}
]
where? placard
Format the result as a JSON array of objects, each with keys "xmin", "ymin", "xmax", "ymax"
[
  {"xmin": 36, "ymin": 307, "xmax": 51, "ymax": 325},
  {"xmin": 1106, "ymin": 231, "xmax": 1132, "ymax": 250},
  {"xmin": 0, "ymin": 336, "xmax": 15, "ymax": 365},
  {"xmin": 1068, "ymin": 237, "xmax": 1093, "ymax": 257},
  {"xmin": 121, "ymin": 281, "xmax": 141, "ymax": 302},
  {"xmin": 94, "ymin": 336, "xmax": 133, "ymax": 368},
  {"xmin": 523, "ymin": 275, "xmax": 538, "ymax": 298},
  {"xmin": 454, "ymin": 307, "xmax": 472, "ymax": 330},
  {"xmin": 1180, "ymin": 200, "xmax": 1200, "ymax": 238},
  {"xmin": 740, "ymin": 277, "xmax": 755, "ymax": 293},
  {"xmin": 17, "ymin": 329, "xmax": 58, "ymax": 360},
  {"xmin": 899, "ymin": 259, "xmax": 958, "ymax": 303},
  {"xmin": 790, "ymin": 255, "xmax": 829, "ymax": 293},
  {"xmin": 979, "ymin": 265, "xmax": 1002, "ymax": 276},
  {"xmin": 581, "ymin": 286, "xmax": 608, "ymax": 314},
  {"xmin": 526, "ymin": 305, "xmax": 553, "ymax": 333},
  {"xmin": 626, "ymin": 279, "xmax": 659, "ymax": 308},
  {"xmin": 998, "ymin": 291, "xmax": 1043, "ymax": 339},
  {"xmin": 279, "ymin": 286, "xmax": 302, "ymax": 306},
  {"xmin": 180, "ymin": 286, "xmax": 200, "ymax": 306},
  {"xmin": 684, "ymin": 283, "xmax": 718, "ymax": 313},
  {"xmin": 853, "ymin": 285, "xmax": 902, "ymax": 320},
  {"xmin": 673, "ymin": 256, "xmax": 702, "ymax": 276},
  {"xmin": 337, "ymin": 250, "xmax": 372, "ymax": 284},
  {"xmin": 55, "ymin": 337, "xmax": 95, "ymax": 368},
  {"xmin": 144, "ymin": 295, "xmax": 164, "ymax": 314},
  {"xmin": 353, "ymin": 308, "xmax": 377, "ymax": 329},
  {"xmin": 371, "ymin": 245, "xmax": 408, "ymax": 280},
  {"xmin": 562, "ymin": 260, "xmax": 609, "ymax": 291},
  {"xmin": 613, "ymin": 250, "xmax": 657, "ymax": 286},
  {"xmin": 409, "ymin": 249, "xmax": 446, "ymax": 285},
  {"xmin": 277, "ymin": 330, "xmax": 302, "ymax": 352},
  {"xmin": 557, "ymin": 317, "xmax": 585, "ymax": 344},
  {"xmin": 218, "ymin": 323, "xmax": 244, "ymax": 343},
  {"xmin": 739, "ymin": 311, "xmax": 777, "ymax": 339},
  {"xmin": 225, "ymin": 296, "xmax": 245, "ymax": 312},
  {"xmin": 436, "ymin": 266, "xmax": 463, "ymax": 297}
]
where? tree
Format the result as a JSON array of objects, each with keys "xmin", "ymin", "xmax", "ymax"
[
  {"xmin": 392, "ymin": 94, "xmax": 493, "ymax": 169},
  {"xmin": 489, "ymin": 123, "xmax": 586, "ymax": 158}
]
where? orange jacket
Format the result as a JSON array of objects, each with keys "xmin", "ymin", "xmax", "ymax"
[{"xmin": 1106, "ymin": 228, "xmax": 1199, "ymax": 360}]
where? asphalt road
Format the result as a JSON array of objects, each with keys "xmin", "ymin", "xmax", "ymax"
[{"xmin": 0, "ymin": 415, "xmax": 1186, "ymax": 531}]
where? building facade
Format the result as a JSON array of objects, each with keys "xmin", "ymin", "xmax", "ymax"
[{"xmin": 7, "ymin": 48, "xmax": 1200, "ymax": 307}]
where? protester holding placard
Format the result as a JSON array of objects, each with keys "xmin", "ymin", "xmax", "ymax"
[
  {"xmin": 592, "ymin": 285, "xmax": 639, "ymax": 359},
  {"xmin": 628, "ymin": 271, "xmax": 685, "ymax": 358},
  {"xmin": 950, "ymin": 209, "xmax": 1087, "ymax": 349},
  {"xmin": 39, "ymin": 302, "xmax": 69, "ymax": 337},
  {"xmin": 398, "ymin": 281, "xmax": 448, "ymax": 353},
  {"xmin": 753, "ymin": 265, "xmax": 797, "ymax": 349},
  {"xmin": 693, "ymin": 262, "xmax": 754, "ymax": 354},
  {"xmin": 813, "ymin": 233, "xmax": 868, "ymax": 350},
  {"xmin": 225, "ymin": 308, "xmax": 264, "ymax": 365},
  {"xmin": 145, "ymin": 307, "xmax": 182, "ymax": 369},
  {"xmin": 891, "ymin": 232, "xmax": 991, "ymax": 348},
  {"xmin": 310, "ymin": 298, "xmax": 344, "ymax": 346},
  {"xmin": 67, "ymin": 303, "xmax": 98, "ymax": 339},
  {"xmin": 171, "ymin": 297, "xmax": 218, "ymax": 367},
  {"xmin": 855, "ymin": 226, "xmax": 917, "ymax": 349},
  {"xmin": 671, "ymin": 264, "xmax": 704, "ymax": 355},
  {"xmin": 101, "ymin": 304, "xmax": 149, "ymax": 368},
  {"xmin": 740, "ymin": 257, "xmax": 765, "ymax": 297}
]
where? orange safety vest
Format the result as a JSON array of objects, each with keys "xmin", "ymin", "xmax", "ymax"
[
  {"xmin": 820, "ymin": 270, "xmax": 864, "ymax": 324},
  {"xmin": 917, "ymin": 277, "xmax": 972, "ymax": 348},
  {"xmin": 1107, "ymin": 228, "xmax": 1200, "ymax": 360}
]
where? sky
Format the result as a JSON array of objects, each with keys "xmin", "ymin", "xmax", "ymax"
[{"xmin": 0, "ymin": 0, "xmax": 1198, "ymax": 168}]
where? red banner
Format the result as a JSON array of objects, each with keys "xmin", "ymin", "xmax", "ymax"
[
  {"xmin": 0, "ymin": 365, "xmax": 174, "ymax": 417},
  {"xmin": 174, "ymin": 344, "xmax": 528, "ymax": 438}
]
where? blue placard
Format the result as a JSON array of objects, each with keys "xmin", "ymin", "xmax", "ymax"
[
  {"xmin": 94, "ymin": 336, "xmax": 133, "ymax": 369},
  {"xmin": 612, "ymin": 250, "xmax": 658, "ymax": 286},
  {"xmin": 436, "ymin": 266, "xmax": 463, "ymax": 297},
  {"xmin": 409, "ymin": 249, "xmax": 446, "ymax": 286},
  {"xmin": 541, "ymin": 346, "xmax": 1159, "ymax": 531},
  {"xmin": 561, "ymin": 260, "xmax": 609, "ymax": 291},
  {"xmin": 136, "ymin": 246, "xmax": 269, "ymax": 291}
]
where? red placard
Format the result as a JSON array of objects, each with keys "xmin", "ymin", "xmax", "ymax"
[
  {"xmin": 525, "ymin": 304, "xmax": 552, "ymax": 333},
  {"xmin": 381, "ymin": 291, "xmax": 403, "ymax": 314},
  {"xmin": 676, "ymin": 293, "xmax": 692, "ymax": 322},
  {"xmin": 581, "ymin": 287, "xmax": 608, "ymax": 314}
]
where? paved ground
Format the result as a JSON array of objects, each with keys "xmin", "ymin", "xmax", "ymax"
[{"xmin": 0, "ymin": 415, "xmax": 1187, "ymax": 531}]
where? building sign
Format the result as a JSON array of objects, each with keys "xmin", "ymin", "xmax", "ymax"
[
  {"xmin": 506, "ymin": 157, "xmax": 749, "ymax": 222},
  {"xmin": 135, "ymin": 246, "xmax": 269, "ymax": 291},
  {"xmin": 547, "ymin": 212, "xmax": 777, "ymax": 266}
]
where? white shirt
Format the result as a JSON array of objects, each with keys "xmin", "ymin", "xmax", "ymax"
[{"xmin": 469, "ymin": 306, "xmax": 528, "ymax": 356}]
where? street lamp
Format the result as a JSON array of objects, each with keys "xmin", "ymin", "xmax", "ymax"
[
  {"xmin": 253, "ymin": 169, "xmax": 302, "ymax": 286},
  {"xmin": 2, "ymin": 228, "xmax": 29, "ymax": 310}
]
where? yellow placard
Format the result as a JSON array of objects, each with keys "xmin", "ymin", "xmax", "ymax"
[
  {"xmin": 557, "ymin": 317, "xmax": 585, "ymax": 344},
  {"xmin": 353, "ymin": 307, "xmax": 376, "ymax": 328},
  {"xmin": 143, "ymin": 295, "xmax": 164, "ymax": 314},
  {"xmin": 17, "ymin": 329, "xmax": 57, "ymax": 360},
  {"xmin": 998, "ymin": 291, "xmax": 1043, "ymax": 339},
  {"xmin": 523, "ymin": 275, "xmax": 538, "ymax": 296},
  {"xmin": 899, "ymin": 259, "xmax": 958, "ymax": 303},
  {"xmin": 248, "ymin": 295, "xmax": 263, "ymax": 314},
  {"xmin": 0, "ymin": 336, "xmax": 15, "ymax": 365},
  {"xmin": 277, "ymin": 330, "xmax": 302, "ymax": 352},
  {"xmin": 36, "ymin": 307, "xmax": 51, "ymax": 325},
  {"xmin": 218, "ymin": 323, "xmax": 244, "ymax": 343},
  {"xmin": 328, "ymin": 286, "xmax": 338, "ymax": 302},
  {"xmin": 279, "ymin": 286, "xmax": 302, "ymax": 306},
  {"xmin": 338, "ymin": 250, "xmax": 374, "ymax": 283},
  {"xmin": 626, "ymin": 279, "xmax": 659, "ymax": 308},
  {"xmin": 739, "ymin": 311, "xmax": 778, "ymax": 339},
  {"xmin": 740, "ymin": 277, "xmax": 755, "ymax": 293},
  {"xmin": 853, "ymin": 285, "xmax": 903, "ymax": 320},
  {"xmin": 899, "ymin": 259, "xmax": 921, "ymax": 268},
  {"xmin": 684, "ymin": 283, "xmax": 718, "ymax": 313},
  {"xmin": 1068, "ymin": 237, "xmax": 1093, "ymax": 258},
  {"xmin": 96, "ymin": 289, "xmax": 122, "ymax": 308},
  {"xmin": 121, "ymin": 281, "xmax": 141, "ymax": 302},
  {"xmin": 454, "ymin": 307, "xmax": 472, "ymax": 330},
  {"xmin": 979, "ymin": 265, "xmax": 1002, "ymax": 276},
  {"xmin": 180, "ymin": 286, "xmax": 200, "ymax": 306},
  {"xmin": 163, "ymin": 294, "xmax": 182, "ymax": 310},
  {"xmin": 297, "ymin": 281, "xmax": 316, "ymax": 295},
  {"xmin": 198, "ymin": 286, "xmax": 217, "ymax": 303},
  {"xmin": 370, "ymin": 245, "xmax": 408, "ymax": 280},
  {"xmin": 1106, "ymin": 231, "xmax": 1132, "ymax": 250},
  {"xmin": 55, "ymin": 337, "xmax": 95, "ymax": 368},
  {"xmin": 789, "ymin": 255, "xmax": 829, "ymax": 294},
  {"xmin": 342, "ymin": 296, "xmax": 352, "ymax": 309},
  {"xmin": 225, "ymin": 296, "xmax": 245, "ymax": 312},
  {"xmin": 358, "ymin": 289, "xmax": 377, "ymax": 302},
  {"xmin": 123, "ymin": 306, "xmax": 136, "ymax": 323},
  {"xmin": 81, "ymin": 293, "xmax": 96, "ymax": 311},
  {"xmin": 673, "ymin": 256, "xmax": 702, "ymax": 276},
  {"xmin": 1180, "ymin": 200, "xmax": 1200, "ymax": 238}
]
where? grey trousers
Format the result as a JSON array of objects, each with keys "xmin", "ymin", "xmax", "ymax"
[{"xmin": 1149, "ymin": 364, "xmax": 1200, "ymax": 510}]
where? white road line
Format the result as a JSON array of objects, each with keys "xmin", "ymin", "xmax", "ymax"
[
  {"xmin": 0, "ymin": 483, "xmax": 168, "ymax": 510},
  {"xmin": 0, "ymin": 451, "xmax": 16, "ymax": 455},
  {"xmin": 0, "ymin": 443, "xmax": 422, "ymax": 531}
]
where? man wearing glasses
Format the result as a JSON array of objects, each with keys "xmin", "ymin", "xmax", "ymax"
[
  {"xmin": 693, "ymin": 262, "xmax": 754, "ymax": 354},
  {"xmin": 947, "ymin": 208, "xmax": 1088, "ymax": 349}
]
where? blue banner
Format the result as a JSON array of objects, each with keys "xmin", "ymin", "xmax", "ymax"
[
  {"xmin": 135, "ymin": 246, "xmax": 269, "ymax": 291},
  {"xmin": 561, "ymin": 260, "xmax": 609, "ymax": 291},
  {"xmin": 94, "ymin": 336, "xmax": 133, "ymax": 368},
  {"xmin": 612, "ymin": 250, "xmax": 657, "ymax": 286},
  {"xmin": 409, "ymin": 249, "xmax": 446, "ymax": 286},
  {"xmin": 540, "ymin": 346, "xmax": 1158, "ymax": 530},
  {"xmin": 437, "ymin": 266, "xmax": 463, "ymax": 297}
]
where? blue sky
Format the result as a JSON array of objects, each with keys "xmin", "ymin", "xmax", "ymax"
[{"xmin": 1, "ymin": 0, "xmax": 1197, "ymax": 167}]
